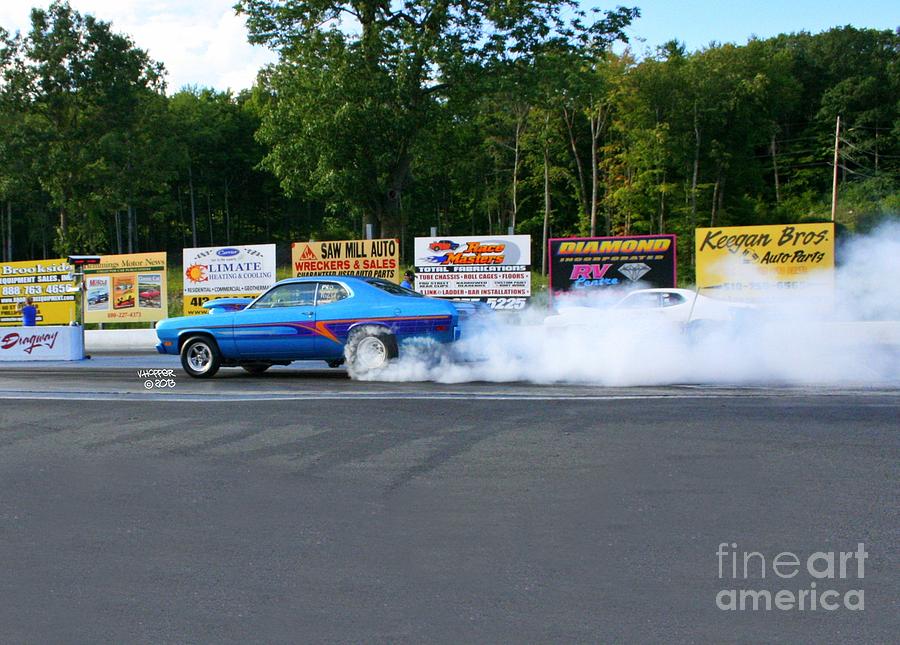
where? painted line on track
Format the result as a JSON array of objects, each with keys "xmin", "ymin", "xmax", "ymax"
[{"xmin": 1, "ymin": 388, "xmax": 899, "ymax": 403}]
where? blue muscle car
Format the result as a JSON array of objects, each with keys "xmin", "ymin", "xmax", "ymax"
[{"xmin": 156, "ymin": 276, "xmax": 482, "ymax": 378}]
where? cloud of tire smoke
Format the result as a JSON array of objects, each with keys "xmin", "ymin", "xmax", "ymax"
[{"xmin": 368, "ymin": 222, "xmax": 900, "ymax": 386}]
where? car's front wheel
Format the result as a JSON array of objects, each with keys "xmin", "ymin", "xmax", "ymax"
[
  {"xmin": 345, "ymin": 327, "xmax": 398, "ymax": 378},
  {"xmin": 181, "ymin": 336, "xmax": 221, "ymax": 378}
]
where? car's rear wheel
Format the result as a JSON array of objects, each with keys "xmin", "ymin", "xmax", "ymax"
[
  {"xmin": 345, "ymin": 327, "xmax": 398, "ymax": 378},
  {"xmin": 181, "ymin": 336, "xmax": 221, "ymax": 378},
  {"xmin": 241, "ymin": 363, "xmax": 271, "ymax": 375}
]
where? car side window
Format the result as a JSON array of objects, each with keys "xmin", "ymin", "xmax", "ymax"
[
  {"xmin": 251, "ymin": 283, "xmax": 317, "ymax": 309},
  {"xmin": 620, "ymin": 292, "xmax": 660, "ymax": 309},
  {"xmin": 316, "ymin": 282, "xmax": 350, "ymax": 306},
  {"xmin": 661, "ymin": 293, "xmax": 686, "ymax": 307}
]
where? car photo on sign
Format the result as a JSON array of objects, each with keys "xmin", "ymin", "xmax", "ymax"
[
  {"xmin": 428, "ymin": 240, "xmax": 461, "ymax": 252},
  {"xmin": 138, "ymin": 274, "xmax": 162, "ymax": 309},
  {"xmin": 86, "ymin": 277, "xmax": 110, "ymax": 311}
]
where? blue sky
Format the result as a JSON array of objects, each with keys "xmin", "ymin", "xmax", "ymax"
[
  {"xmin": 1, "ymin": 1, "xmax": 897, "ymax": 92},
  {"xmin": 616, "ymin": 0, "xmax": 898, "ymax": 55}
]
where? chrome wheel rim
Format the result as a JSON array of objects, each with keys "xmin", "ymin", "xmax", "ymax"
[
  {"xmin": 188, "ymin": 343, "xmax": 212, "ymax": 373},
  {"xmin": 356, "ymin": 336, "xmax": 387, "ymax": 371}
]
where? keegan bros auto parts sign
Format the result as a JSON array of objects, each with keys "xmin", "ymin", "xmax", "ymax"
[
  {"xmin": 83, "ymin": 253, "xmax": 168, "ymax": 323},
  {"xmin": 549, "ymin": 235, "xmax": 676, "ymax": 295},
  {"xmin": 695, "ymin": 223, "xmax": 834, "ymax": 301},
  {"xmin": 292, "ymin": 239, "xmax": 400, "ymax": 281},
  {"xmin": 183, "ymin": 245, "xmax": 276, "ymax": 315},
  {"xmin": 414, "ymin": 235, "xmax": 531, "ymax": 310},
  {"xmin": 1, "ymin": 259, "xmax": 76, "ymax": 326}
]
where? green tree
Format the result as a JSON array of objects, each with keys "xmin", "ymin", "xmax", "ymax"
[{"xmin": 237, "ymin": 0, "xmax": 638, "ymax": 241}]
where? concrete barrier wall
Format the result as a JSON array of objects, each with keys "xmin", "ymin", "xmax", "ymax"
[{"xmin": 86, "ymin": 328, "xmax": 159, "ymax": 352}]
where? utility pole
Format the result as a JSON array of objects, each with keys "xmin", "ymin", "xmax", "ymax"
[{"xmin": 831, "ymin": 115, "xmax": 840, "ymax": 222}]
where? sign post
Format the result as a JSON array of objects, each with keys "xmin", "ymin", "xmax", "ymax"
[{"xmin": 67, "ymin": 255, "xmax": 102, "ymax": 359}]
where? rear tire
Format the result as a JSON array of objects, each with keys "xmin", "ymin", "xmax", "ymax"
[
  {"xmin": 180, "ymin": 336, "xmax": 221, "ymax": 378},
  {"xmin": 345, "ymin": 327, "xmax": 398, "ymax": 379}
]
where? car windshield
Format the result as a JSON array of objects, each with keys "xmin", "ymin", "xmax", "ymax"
[{"xmin": 365, "ymin": 278, "xmax": 423, "ymax": 297}]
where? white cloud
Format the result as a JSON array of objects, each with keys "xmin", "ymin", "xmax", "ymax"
[{"xmin": 0, "ymin": 0, "xmax": 278, "ymax": 94}]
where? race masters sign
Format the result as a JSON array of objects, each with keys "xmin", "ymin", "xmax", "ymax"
[
  {"xmin": 83, "ymin": 253, "xmax": 168, "ymax": 323},
  {"xmin": 695, "ymin": 223, "xmax": 834, "ymax": 300},
  {"xmin": 414, "ymin": 235, "xmax": 531, "ymax": 310},
  {"xmin": 1, "ymin": 259, "xmax": 76, "ymax": 326},
  {"xmin": 292, "ymin": 239, "xmax": 400, "ymax": 282},
  {"xmin": 549, "ymin": 235, "xmax": 676, "ymax": 295},
  {"xmin": 183, "ymin": 245, "xmax": 276, "ymax": 315}
]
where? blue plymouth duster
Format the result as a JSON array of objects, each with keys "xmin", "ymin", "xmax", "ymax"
[{"xmin": 156, "ymin": 276, "xmax": 480, "ymax": 378}]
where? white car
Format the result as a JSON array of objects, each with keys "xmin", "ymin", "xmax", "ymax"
[{"xmin": 544, "ymin": 288, "xmax": 754, "ymax": 329}]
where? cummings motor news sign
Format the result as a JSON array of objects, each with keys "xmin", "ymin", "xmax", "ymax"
[
  {"xmin": 83, "ymin": 252, "xmax": 168, "ymax": 323},
  {"xmin": 549, "ymin": 235, "xmax": 676, "ymax": 295},
  {"xmin": 291, "ymin": 239, "xmax": 401, "ymax": 282},
  {"xmin": 183, "ymin": 245, "xmax": 276, "ymax": 315},
  {"xmin": 695, "ymin": 223, "xmax": 834, "ymax": 301},
  {"xmin": 414, "ymin": 235, "xmax": 531, "ymax": 310}
]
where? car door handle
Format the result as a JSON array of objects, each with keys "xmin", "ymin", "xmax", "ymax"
[{"xmin": 302, "ymin": 310, "xmax": 314, "ymax": 318}]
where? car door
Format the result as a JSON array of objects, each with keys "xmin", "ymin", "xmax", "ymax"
[
  {"xmin": 311, "ymin": 281, "xmax": 354, "ymax": 360},
  {"xmin": 232, "ymin": 282, "xmax": 318, "ymax": 360}
]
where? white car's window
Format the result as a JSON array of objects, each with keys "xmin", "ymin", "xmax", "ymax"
[
  {"xmin": 660, "ymin": 293, "xmax": 686, "ymax": 307},
  {"xmin": 619, "ymin": 292, "xmax": 660, "ymax": 309},
  {"xmin": 251, "ymin": 283, "xmax": 317, "ymax": 308},
  {"xmin": 316, "ymin": 282, "xmax": 350, "ymax": 305}
]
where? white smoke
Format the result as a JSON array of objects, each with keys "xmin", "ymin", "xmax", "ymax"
[{"xmin": 365, "ymin": 222, "xmax": 900, "ymax": 386}]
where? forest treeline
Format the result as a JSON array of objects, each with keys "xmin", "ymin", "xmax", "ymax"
[{"xmin": 1, "ymin": 1, "xmax": 898, "ymax": 279}]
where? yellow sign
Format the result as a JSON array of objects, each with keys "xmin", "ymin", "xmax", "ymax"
[
  {"xmin": 695, "ymin": 223, "xmax": 835, "ymax": 300},
  {"xmin": 0, "ymin": 259, "xmax": 76, "ymax": 326},
  {"xmin": 83, "ymin": 252, "xmax": 168, "ymax": 323},
  {"xmin": 291, "ymin": 239, "xmax": 401, "ymax": 282}
]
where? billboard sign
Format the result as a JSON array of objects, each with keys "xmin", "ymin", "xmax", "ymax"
[
  {"xmin": 0, "ymin": 259, "xmax": 76, "ymax": 326},
  {"xmin": 182, "ymin": 244, "xmax": 276, "ymax": 315},
  {"xmin": 549, "ymin": 235, "xmax": 677, "ymax": 295},
  {"xmin": 413, "ymin": 235, "xmax": 531, "ymax": 310},
  {"xmin": 83, "ymin": 252, "xmax": 168, "ymax": 323},
  {"xmin": 695, "ymin": 223, "xmax": 834, "ymax": 301},
  {"xmin": 291, "ymin": 239, "xmax": 400, "ymax": 282}
]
